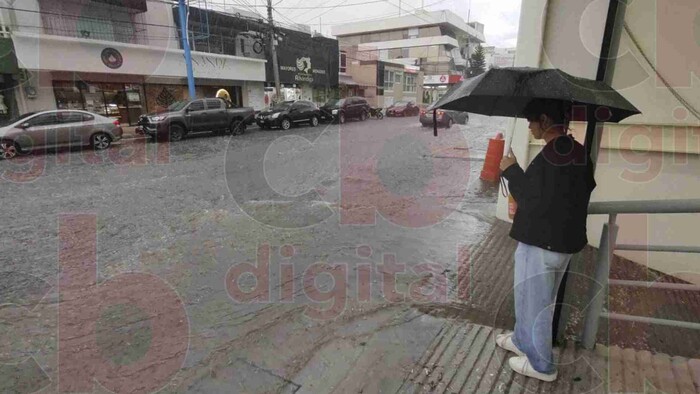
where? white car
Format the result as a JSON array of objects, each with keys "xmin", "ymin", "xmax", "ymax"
[{"xmin": 0, "ymin": 110, "xmax": 123, "ymax": 159}]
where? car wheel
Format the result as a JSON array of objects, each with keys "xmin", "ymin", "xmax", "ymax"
[
  {"xmin": 91, "ymin": 133, "xmax": 112, "ymax": 150},
  {"xmin": 338, "ymin": 112, "xmax": 346, "ymax": 124},
  {"xmin": 281, "ymin": 118, "xmax": 292, "ymax": 130},
  {"xmin": 360, "ymin": 111, "xmax": 368, "ymax": 121},
  {"xmin": 447, "ymin": 118, "xmax": 454, "ymax": 129},
  {"xmin": 0, "ymin": 140, "xmax": 19, "ymax": 160},
  {"xmin": 169, "ymin": 124, "xmax": 185, "ymax": 142},
  {"xmin": 310, "ymin": 116, "xmax": 319, "ymax": 127},
  {"xmin": 230, "ymin": 120, "xmax": 245, "ymax": 135}
]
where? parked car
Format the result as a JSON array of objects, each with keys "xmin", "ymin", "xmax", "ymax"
[
  {"xmin": 419, "ymin": 107, "xmax": 469, "ymax": 128},
  {"xmin": 386, "ymin": 101, "xmax": 420, "ymax": 117},
  {"xmin": 319, "ymin": 97, "xmax": 371, "ymax": 124},
  {"xmin": 256, "ymin": 100, "xmax": 322, "ymax": 130},
  {"xmin": 0, "ymin": 110, "xmax": 123, "ymax": 160},
  {"xmin": 137, "ymin": 98, "xmax": 255, "ymax": 141}
]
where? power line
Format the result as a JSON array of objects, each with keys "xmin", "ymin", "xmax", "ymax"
[
  {"xmin": 299, "ymin": 0, "xmax": 350, "ymax": 24},
  {"xmin": 313, "ymin": 0, "xmax": 451, "ymax": 29},
  {"xmin": 0, "ymin": 5, "xmax": 176, "ymax": 30}
]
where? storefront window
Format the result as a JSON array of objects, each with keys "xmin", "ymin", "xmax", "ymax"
[
  {"xmin": 54, "ymin": 81, "xmax": 84, "ymax": 110},
  {"xmin": 53, "ymin": 81, "xmax": 147, "ymax": 125},
  {"xmin": 101, "ymin": 83, "xmax": 124, "ymax": 120},
  {"xmin": 82, "ymin": 84, "xmax": 108, "ymax": 116},
  {"xmin": 125, "ymin": 84, "xmax": 145, "ymax": 125}
]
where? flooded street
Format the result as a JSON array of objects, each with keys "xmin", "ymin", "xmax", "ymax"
[{"xmin": 1, "ymin": 115, "xmax": 512, "ymax": 392}]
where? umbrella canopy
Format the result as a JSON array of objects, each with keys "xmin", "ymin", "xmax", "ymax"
[{"xmin": 432, "ymin": 67, "xmax": 640, "ymax": 123}]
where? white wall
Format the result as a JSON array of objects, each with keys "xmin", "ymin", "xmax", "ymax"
[
  {"xmin": 16, "ymin": 71, "xmax": 57, "ymax": 113},
  {"xmin": 12, "ymin": 32, "xmax": 266, "ymax": 81},
  {"xmin": 244, "ymin": 81, "xmax": 265, "ymax": 111},
  {"xmin": 143, "ymin": 0, "xmax": 180, "ymax": 50},
  {"xmin": 586, "ymin": 0, "xmax": 700, "ymax": 284}
]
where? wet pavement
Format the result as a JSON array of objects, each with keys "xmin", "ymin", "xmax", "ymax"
[{"xmin": 0, "ymin": 114, "xmax": 514, "ymax": 393}]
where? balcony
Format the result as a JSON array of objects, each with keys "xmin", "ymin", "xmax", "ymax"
[
  {"xmin": 38, "ymin": 0, "xmax": 149, "ymax": 45},
  {"xmin": 92, "ymin": 0, "xmax": 148, "ymax": 13}
]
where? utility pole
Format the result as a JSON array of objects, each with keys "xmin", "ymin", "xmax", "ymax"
[
  {"xmin": 178, "ymin": 0, "xmax": 196, "ymax": 99},
  {"xmin": 465, "ymin": 0, "xmax": 472, "ymax": 77},
  {"xmin": 267, "ymin": 0, "xmax": 281, "ymax": 102}
]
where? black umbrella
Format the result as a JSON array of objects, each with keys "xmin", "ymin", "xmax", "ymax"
[{"xmin": 430, "ymin": 67, "xmax": 641, "ymax": 136}]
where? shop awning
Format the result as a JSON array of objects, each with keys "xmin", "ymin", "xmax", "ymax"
[{"xmin": 339, "ymin": 74, "xmax": 359, "ymax": 86}]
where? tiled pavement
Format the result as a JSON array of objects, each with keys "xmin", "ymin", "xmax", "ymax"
[
  {"xmin": 398, "ymin": 321, "xmax": 700, "ymax": 393},
  {"xmin": 396, "ymin": 219, "xmax": 700, "ymax": 393}
]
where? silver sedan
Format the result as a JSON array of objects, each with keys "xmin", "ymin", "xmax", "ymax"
[{"xmin": 0, "ymin": 110, "xmax": 123, "ymax": 159}]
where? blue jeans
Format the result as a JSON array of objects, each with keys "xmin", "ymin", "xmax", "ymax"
[{"xmin": 511, "ymin": 242, "xmax": 572, "ymax": 374}]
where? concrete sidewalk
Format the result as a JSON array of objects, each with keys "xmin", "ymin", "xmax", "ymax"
[{"xmin": 180, "ymin": 219, "xmax": 700, "ymax": 393}]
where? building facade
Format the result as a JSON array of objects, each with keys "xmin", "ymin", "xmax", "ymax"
[
  {"xmin": 174, "ymin": 7, "xmax": 339, "ymax": 108},
  {"xmin": 5, "ymin": 0, "xmax": 268, "ymax": 125},
  {"xmin": 337, "ymin": 46, "xmax": 423, "ymax": 108},
  {"xmin": 332, "ymin": 10, "xmax": 484, "ymax": 105},
  {"xmin": 483, "ymin": 46, "xmax": 516, "ymax": 69}
]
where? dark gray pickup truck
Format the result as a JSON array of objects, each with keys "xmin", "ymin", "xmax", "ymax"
[{"xmin": 137, "ymin": 98, "xmax": 255, "ymax": 141}]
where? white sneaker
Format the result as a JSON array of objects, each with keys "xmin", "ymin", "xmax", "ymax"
[
  {"xmin": 495, "ymin": 333, "xmax": 525, "ymax": 357},
  {"xmin": 508, "ymin": 356, "xmax": 557, "ymax": 382}
]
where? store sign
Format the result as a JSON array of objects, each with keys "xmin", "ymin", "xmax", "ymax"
[
  {"xmin": 190, "ymin": 55, "xmax": 228, "ymax": 70},
  {"xmin": 268, "ymin": 29, "xmax": 338, "ymax": 87},
  {"xmin": 279, "ymin": 56, "xmax": 327, "ymax": 83},
  {"xmin": 101, "ymin": 48, "xmax": 123, "ymax": 69},
  {"xmin": 423, "ymin": 75, "xmax": 447, "ymax": 84},
  {"xmin": 423, "ymin": 74, "xmax": 464, "ymax": 85},
  {"xmin": 12, "ymin": 32, "xmax": 267, "ymax": 82}
]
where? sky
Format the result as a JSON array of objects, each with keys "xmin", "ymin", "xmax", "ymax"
[{"xmin": 213, "ymin": 0, "xmax": 522, "ymax": 48}]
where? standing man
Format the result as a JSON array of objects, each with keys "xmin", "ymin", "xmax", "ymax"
[{"xmin": 497, "ymin": 100, "xmax": 596, "ymax": 382}]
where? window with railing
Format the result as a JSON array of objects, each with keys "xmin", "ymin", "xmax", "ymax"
[
  {"xmin": 403, "ymin": 73, "xmax": 416, "ymax": 92},
  {"xmin": 384, "ymin": 70, "xmax": 403, "ymax": 91},
  {"xmin": 39, "ymin": 0, "xmax": 148, "ymax": 44},
  {"xmin": 340, "ymin": 51, "xmax": 347, "ymax": 73}
]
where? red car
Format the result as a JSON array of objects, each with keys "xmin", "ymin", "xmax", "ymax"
[{"xmin": 386, "ymin": 101, "xmax": 420, "ymax": 117}]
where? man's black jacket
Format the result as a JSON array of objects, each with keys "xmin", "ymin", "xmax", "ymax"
[{"xmin": 502, "ymin": 135, "xmax": 596, "ymax": 254}]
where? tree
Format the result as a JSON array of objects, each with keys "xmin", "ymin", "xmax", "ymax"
[{"xmin": 468, "ymin": 44, "xmax": 486, "ymax": 77}]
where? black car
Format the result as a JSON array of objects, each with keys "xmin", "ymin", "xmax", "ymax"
[
  {"xmin": 419, "ymin": 107, "xmax": 469, "ymax": 128},
  {"xmin": 256, "ymin": 100, "xmax": 322, "ymax": 130},
  {"xmin": 319, "ymin": 97, "xmax": 371, "ymax": 124}
]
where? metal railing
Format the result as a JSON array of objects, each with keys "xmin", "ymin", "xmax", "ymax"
[
  {"xmin": 581, "ymin": 198, "xmax": 700, "ymax": 349},
  {"xmin": 39, "ymin": 11, "xmax": 149, "ymax": 45}
]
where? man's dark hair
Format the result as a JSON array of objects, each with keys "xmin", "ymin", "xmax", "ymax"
[{"xmin": 522, "ymin": 99, "xmax": 572, "ymax": 127}]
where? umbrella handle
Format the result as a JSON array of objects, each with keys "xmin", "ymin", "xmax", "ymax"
[{"xmin": 500, "ymin": 175, "xmax": 509, "ymax": 198}]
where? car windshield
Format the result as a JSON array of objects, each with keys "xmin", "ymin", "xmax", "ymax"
[
  {"xmin": 0, "ymin": 112, "xmax": 38, "ymax": 127},
  {"xmin": 324, "ymin": 99, "xmax": 345, "ymax": 107},
  {"xmin": 167, "ymin": 101, "xmax": 190, "ymax": 111},
  {"xmin": 393, "ymin": 101, "xmax": 409, "ymax": 107}
]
